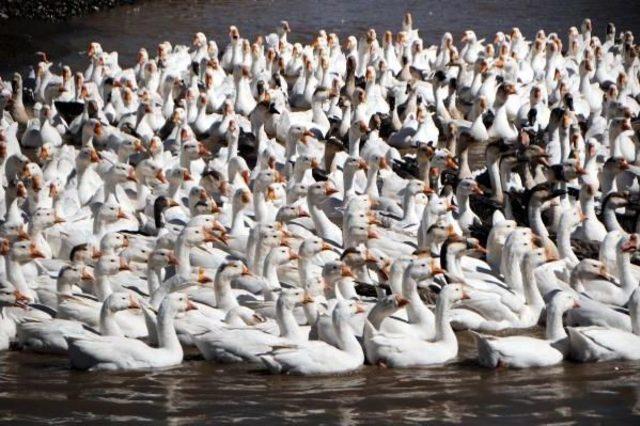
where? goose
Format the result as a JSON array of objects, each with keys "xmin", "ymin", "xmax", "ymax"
[
  {"xmin": 17, "ymin": 290, "xmax": 139, "ymax": 354},
  {"xmin": 578, "ymin": 233, "xmax": 640, "ymax": 306},
  {"xmin": 66, "ymin": 292, "xmax": 196, "ymax": 370},
  {"xmin": 363, "ymin": 284, "xmax": 470, "ymax": 368},
  {"xmin": 193, "ymin": 288, "xmax": 309, "ymax": 363},
  {"xmin": 259, "ymin": 299, "xmax": 365, "ymax": 375},
  {"xmin": 568, "ymin": 288, "xmax": 640, "ymax": 362},
  {"xmin": 451, "ymin": 246, "xmax": 553, "ymax": 331},
  {"xmin": 473, "ymin": 291, "xmax": 580, "ymax": 368}
]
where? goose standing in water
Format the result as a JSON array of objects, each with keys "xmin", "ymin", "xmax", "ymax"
[{"xmin": 0, "ymin": 16, "xmax": 639, "ymax": 377}]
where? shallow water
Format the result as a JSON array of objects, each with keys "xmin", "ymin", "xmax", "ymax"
[
  {"xmin": 1, "ymin": 334, "xmax": 640, "ymax": 423},
  {"xmin": 2, "ymin": 0, "xmax": 640, "ymax": 422}
]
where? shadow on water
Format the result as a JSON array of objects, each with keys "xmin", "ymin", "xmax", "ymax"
[{"xmin": 1, "ymin": 0, "xmax": 640, "ymax": 422}]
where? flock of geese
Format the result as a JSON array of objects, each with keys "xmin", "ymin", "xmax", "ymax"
[{"xmin": 0, "ymin": 14, "xmax": 639, "ymax": 374}]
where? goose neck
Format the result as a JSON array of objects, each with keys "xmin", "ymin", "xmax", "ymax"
[
  {"xmin": 157, "ymin": 301, "xmax": 183, "ymax": 352},
  {"xmin": 434, "ymin": 295, "xmax": 456, "ymax": 343},
  {"xmin": 522, "ymin": 259, "xmax": 544, "ymax": 310},
  {"xmin": 333, "ymin": 313, "xmax": 364, "ymax": 359},
  {"xmin": 99, "ymin": 304, "xmax": 124, "ymax": 336},
  {"xmin": 277, "ymin": 301, "xmax": 304, "ymax": 341},
  {"xmin": 95, "ymin": 275, "xmax": 113, "ymax": 302},
  {"xmin": 214, "ymin": 276, "xmax": 238, "ymax": 311},
  {"xmin": 545, "ymin": 302, "xmax": 568, "ymax": 342}
]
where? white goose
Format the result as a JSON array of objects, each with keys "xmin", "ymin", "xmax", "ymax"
[
  {"xmin": 363, "ymin": 284, "xmax": 470, "ymax": 368},
  {"xmin": 66, "ymin": 292, "xmax": 196, "ymax": 370},
  {"xmin": 568, "ymin": 288, "xmax": 640, "ymax": 362},
  {"xmin": 473, "ymin": 291, "xmax": 580, "ymax": 368},
  {"xmin": 260, "ymin": 299, "xmax": 365, "ymax": 375}
]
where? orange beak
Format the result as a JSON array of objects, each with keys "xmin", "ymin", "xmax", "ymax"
[
  {"xmin": 186, "ymin": 299, "xmax": 198, "ymax": 311},
  {"xmin": 129, "ymin": 294, "xmax": 141, "ymax": 309},
  {"xmin": 134, "ymin": 140, "xmax": 146, "ymax": 153},
  {"xmin": 17, "ymin": 228, "xmax": 29, "ymax": 241},
  {"xmin": 30, "ymin": 245, "xmax": 46, "ymax": 259},
  {"xmin": 118, "ymin": 258, "xmax": 131, "ymax": 271},
  {"xmin": 156, "ymin": 170, "xmax": 167, "ymax": 184},
  {"xmin": 289, "ymin": 251, "xmax": 300, "ymax": 261},
  {"xmin": 167, "ymin": 252, "xmax": 179, "ymax": 266},
  {"xmin": 341, "ymin": 264, "xmax": 355, "ymax": 278},
  {"xmin": 325, "ymin": 185, "xmax": 339, "ymax": 196},
  {"xmin": 197, "ymin": 268, "xmax": 213, "ymax": 284},
  {"xmin": 396, "ymin": 295, "xmax": 410, "ymax": 307},
  {"xmin": 127, "ymin": 168, "xmax": 138, "ymax": 183},
  {"xmin": 116, "ymin": 209, "xmax": 128, "ymax": 220},
  {"xmin": 81, "ymin": 268, "xmax": 95, "ymax": 281},
  {"xmin": 241, "ymin": 264, "xmax": 252, "ymax": 276},
  {"xmin": 321, "ymin": 242, "xmax": 333, "ymax": 251}
]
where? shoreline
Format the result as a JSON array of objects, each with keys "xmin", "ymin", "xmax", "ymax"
[{"xmin": 0, "ymin": 0, "xmax": 135, "ymax": 22}]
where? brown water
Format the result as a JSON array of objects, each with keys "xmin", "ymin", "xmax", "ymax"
[
  {"xmin": 1, "ymin": 334, "xmax": 640, "ymax": 423},
  {"xmin": 1, "ymin": 0, "xmax": 640, "ymax": 77},
  {"xmin": 2, "ymin": 0, "xmax": 640, "ymax": 422}
]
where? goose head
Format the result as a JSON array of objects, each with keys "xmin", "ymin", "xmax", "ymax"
[
  {"xmin": 277, "ymin": 287, "xmax": 307, "ymax": 314},
  {"xmin": 275, "ymin": 205, "xmax": 309, "ymax": 222},
  {"xmin": 125, "ymin": 244, "xmax": 152, "ymax": 264},
  {"xmin": 167, "ymin": 167, "xmax": 192, "ymax": 187},
  {"xmin": 378, "ymin": 295, "xmax": 412, "ymax": 321},
  {"xmin": 217, "ymin": 260, "xmax": 251, "ymax": 283},
  {"xmin": 232, "ymin": 187, "xmax": 253, "ymax": 210},
  {"xmin": 523, "ymin": 247, "xmax": 555, "ymax": 269},
  {"xmin": 96, "ymin": 232, "xmax": 129, "ymax": 255},
  {"xmin": 406, "ymin": 179, "xmax": 433, "ymax": 197},
  {"xmin": 298, "ymin": 237, "xmax": 333, "ymax": 258},
  {"xmin": 438, "ymin": 283, "xmax": 471, "ymax": 303},
  {"xmin": 266, "ymin": 244, "xmax": 299, "ymax": 266},
  {"xmin": 149, "ymin": 248, "xmax": 179, "ymax": 269},
  {"xmin": 347, "ymin": 223, "xmax": 380, "ymax": 246},
  {"xmin": 163, "ymin": 292, "xmax": 197, "ymax": 315},
  {"xmin": 181, "ymin": 139, "xmax": 210, "ymax": 161},
  {"xmin": 10, "ymin": 240, "xmax": 45, "ymax": 262},
  {"xmin": 98, "ymin": 198, "xmax": 128, "ymax": 223},
  {"xmin": 456, "ymin": 178, "xmax": 484, "ymax": 198},
  {"xmin": 333, "ymin": 299, "xmax": 366, "ymax": 323},
  {"xmin": 104, "ymin": 291, "xmax": 140, "ymax": 313},
  {"xmin": 340, "ymin": 246, "xmax": 368, "ymax": 269},
  {"xmin": 136, "ymin": 160, "xmax": 166, "ymax": 185},
  {"xmin": 574, "ymin": 258, "xmax": 618, "ymax": 284},
  {"xmin": 364, "ymin": 250, "xmax": 392, "ymax": 281},
  {"xmin": 95, "ymin": 254, "xmax": 131, "ymax": 278},
  {"xmin": 30, "ymin": 207, "xmax": 64, "ymax": 231},
  {"xmin": 108, "ymin": 162, "xmax": 138, "ymax": 185},
  {"xmin": 618, "ymin": 233, "xmax": 640, "ymax": 254},
  {"xmin": 179, "ymin": 225, "xmax": 220, "ymax": 248},
  {"xmin": 307, "ymin": 181, "xmax": 338, "ymax": 204},
  {"xmin": 322, "ymin": 261, "xmax": 355, "ymax": 284},
  {"xmin": 431, "ymin": 149, "xmax": 458, "ymax": 171},
  {"xmin": 76, "ymin": 146, "xmax": 101, "ymax": 169},
  {"xmin": 59, "ymin": 263, "xmax": 95, "ymax": 286},
  {"xmin": 549, "ymin": 290, "xmax": 581, "ymax": 313},
  {"xmin": 407, "ymin": 257, "xmax": 445, "ymax": 283}
]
